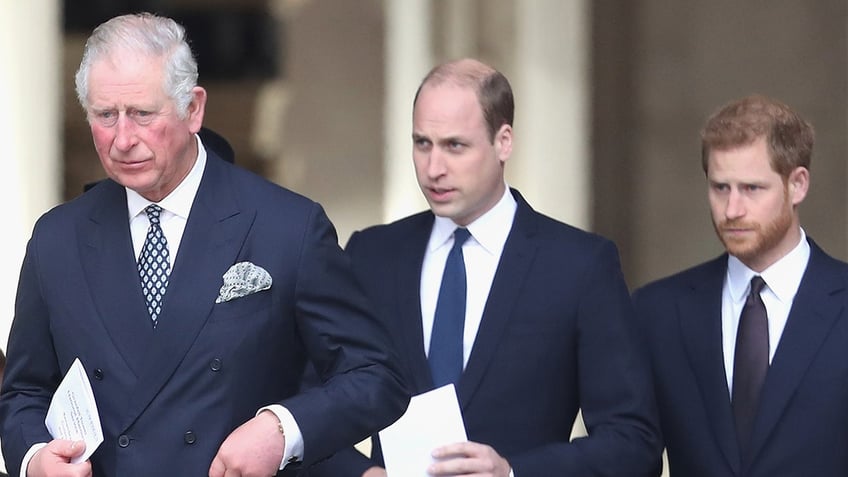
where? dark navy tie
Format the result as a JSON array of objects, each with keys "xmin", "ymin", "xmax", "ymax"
[
  {"xmin": 138, "ymin": 204, "xmax": 171, "ymax": 327},
  {"xmin": 732, "ymin": 275, "xmax": 769, "ymax": 458},
  {"xmin": 429, "ymin": 228, "xmax": 471, "ymax": 388}
]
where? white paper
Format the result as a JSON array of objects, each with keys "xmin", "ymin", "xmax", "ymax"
[
  {"xmin": 379, "ymin": 384, "xmax": 467, "ymax": 476},
  {"xmin": 45, "ymin": 358, "xmax": 104, "ymax": 463}
]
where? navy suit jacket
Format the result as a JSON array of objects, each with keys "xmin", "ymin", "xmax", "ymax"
[
  {"xmin": 633, "ymin": 239, "xmax": 848, "ymax": 476},
  {"xmin": 0, "ymin": 151, "xmax": 408, "ymax": 476},
  {"xmin": 306, "ymin": 189, "xmax": 661, "ymax": 476}
]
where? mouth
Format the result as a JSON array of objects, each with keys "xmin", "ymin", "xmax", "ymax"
[
  {"xmin": 720, "ymin": 226, "xmax": 755, "ymax": 239},
  {"xmin": 427, "ymin": 186, "xmax": 456, "ymax": 202},
  {"xmin": 112, "ymin": 157, "xmax": 152, "ymax": 172},
  {"xmin": 112, "ymin": 154, "xmax": 150, "ymax": 164}
]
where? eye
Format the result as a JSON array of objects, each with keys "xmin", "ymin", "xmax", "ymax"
[
  {"xmin": 446, "ymin": 140, "xmax": 466, "ymax": 152},
  {"xmin": 92, "ymin": 110, "xmax": 118, "ymax": 127},
  {"xmin": 413, "ymin": 137, "xmax": 432, "ymax": 151},
  {"xmin": 129, "ymin": 109, "xmax": 155, "ymax": 126}
]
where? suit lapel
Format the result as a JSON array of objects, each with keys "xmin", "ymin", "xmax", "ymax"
[
  {"xmin": 677, "ymin": 256, "xmax": 742, "ymax": 473},
  {"xmin": 457, "ymin": 191, "xmax": 536, "ymax": 409},
  {"xmin": 80, "ymin": 180, "xmax": 155, "ymax": 377},
  {"xmin": 396, "ymin": 215, "xmax": 438, "ymax": 395},
  {"xmin": 746, "ymin": 242, "xmax": 846, "ymax": 464},
  {"xmin": 121, "ymin": 156, "xmax": 255, "ymax": 428}
]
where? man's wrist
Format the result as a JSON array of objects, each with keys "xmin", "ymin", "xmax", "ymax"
[
  {"xmin": 257, "ymin": 405, "xmax": 303, "ymax": 469},
  {"xmin": 21, "ymin": 442, "xmax": 48, "ymax": 477}
]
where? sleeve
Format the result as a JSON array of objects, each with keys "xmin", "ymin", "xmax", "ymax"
[
  {"xmin": 508, "ymin": 240, "xmax": 663, "ymax": 476},
  {"xmin": 0, "ymin": 230, "xmax": 63, "ymax": 477},
  {"xmin": 275, "ymin": 204, "xmax": 409, "ymax": 466}
]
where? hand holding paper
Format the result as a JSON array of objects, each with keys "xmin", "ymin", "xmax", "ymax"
[
  {"xmin": 45, "ymin": 358, "xmax": 104, "ymax": 464},
  {"xmin": 379, "ymin": 384, "xmax": 467, "ymax": 476}
]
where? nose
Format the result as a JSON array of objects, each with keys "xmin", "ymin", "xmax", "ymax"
[
  {"xmin": 426, "ymin": 149, "xmax": 447, "ymax": 180},
  {"xmin": 112, "ymin": 114, "xmax": 138, "ymax": 152},
  {"xmin": 725, "ymin": 189, "xmax": 746, "ymax": 220}
]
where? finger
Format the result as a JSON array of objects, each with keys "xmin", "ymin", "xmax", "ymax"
[
  {"xmin": 208, "ymin": 456, "xmax": 226, "ymax": 477},
  {"xmin": 432, "ymin": 441, "xmax": 474, "ymax": 458},
  {"xmin": 428, "ymin": 456, "xmax": 474, "ymax": 476}
]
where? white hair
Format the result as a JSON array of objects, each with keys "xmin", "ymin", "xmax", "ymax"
[{"xmin": 74, "ymin": 12, "xmax": 198, "ymax": 118}]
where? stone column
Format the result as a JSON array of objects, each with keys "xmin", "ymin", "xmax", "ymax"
[
  {"xmin": 383, "ymin": 0, "xmax": 433, "ymax": 222},
  {"xmin": 0, "ymin": 0, "xmax": 62, "ymax": 346},
  {"xmin": 510, "ymin": 0, "xmax": 591, "ymax": 229}
]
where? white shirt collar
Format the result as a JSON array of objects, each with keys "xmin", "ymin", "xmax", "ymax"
[
  {"xmin": 126, "ymin": 134, "xmax": 207, "ymax": 219},
  {"xmin": 428, "ymin": 185, "xmax": 517, "ymax": 254},
  {"xmin": 726, "ymin": 227, "xmax": 810, "ymax": 304}
]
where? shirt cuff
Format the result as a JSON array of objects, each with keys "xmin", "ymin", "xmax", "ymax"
[
  {"xmin": 21, "ymin": 443, "xmax": 47, "ymax": 477},
  {"xmin": 258, "ymin": 404, "xmax": 304, "ymax": 469}
]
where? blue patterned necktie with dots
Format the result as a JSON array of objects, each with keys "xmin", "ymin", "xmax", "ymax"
[{"xmin": 138, "ymin": 204, "xmax": 171, "ymax": 327}]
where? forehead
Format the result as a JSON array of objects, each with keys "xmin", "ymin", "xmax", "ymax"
[
  {"xmin": 87, "ymin": 52, "xmax": 167, "ymax": 107},
  {"xmin": 707, "ymin": 137, "xmax": 778, "ymax": 180},
  {"xmin": 413, "ymin": 83, "xmax": 485, "ymax": 131}
]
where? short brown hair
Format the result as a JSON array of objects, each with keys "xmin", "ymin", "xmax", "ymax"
[
  {"xmin": 701, "ymin": 94, "xmax": 814, "ymax": 178},
  {"xmin": 413, "ymin": 58, "xmax": 514, "ymax": 143}
]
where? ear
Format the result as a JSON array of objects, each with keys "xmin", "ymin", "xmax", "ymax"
[
  {"xmin": 186, "ymin": 86, "xmax": 207, "ymax": 134},
  {"xmin": 787, "ymin": 166, "xmax": 809, "ymax": 206},
  {"xmin": 494, "ymin": 124, "xmax": 513, "ymax": 164}
]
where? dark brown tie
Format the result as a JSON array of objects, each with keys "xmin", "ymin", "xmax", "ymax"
[{"xmin": 732, "ymin": 275, "xmax": 769, "ymax": 460}]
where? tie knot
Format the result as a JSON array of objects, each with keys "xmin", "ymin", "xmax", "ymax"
[
  {"xmin": 749, "ymin": 275, "xmax": 766, "ymax": 295},
  {"xmin": 452, "ymin": 228, "xmax": 471, "ymax": 249},
  {"xmin": 145, "ymin": 204, "xmax": 163, "ymax": 225}
]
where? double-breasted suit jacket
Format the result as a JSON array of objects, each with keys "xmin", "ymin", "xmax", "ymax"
[{"xmin": 0, "ymin": 151, "xmax": 408, "ymax": 476}]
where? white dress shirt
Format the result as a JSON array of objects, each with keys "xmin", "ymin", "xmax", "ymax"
[
  {"xmin": 420, "ymin": 186, "xmax": 517, "ymax": 476},
  {"xmin": 721, "ymin": 228, "xmax": 810, "ymax": 396},
  {"xmin": 421, "ymin": 186, "xmax": 516, "ymax": 369}
]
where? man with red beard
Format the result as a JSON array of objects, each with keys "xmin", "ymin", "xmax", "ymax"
[{"xmin": 633, "ymin": 94, "xmax": 848, "ymax": 476}]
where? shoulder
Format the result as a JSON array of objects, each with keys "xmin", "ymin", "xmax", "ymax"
[
  {"xmin": 633, "ymin": 257, "xmax": 725, "ymax": 304},
  {"xmin": 513, "ymin": 198, "xmax": 622, "ymax": 266},
  {"xmin": 32, "ymin": 179, "xmax": 122, "ymax": 232},
  {"xmin": 347, "ymin": 210, "xmax": 433, "ymax": 247},
  {"xmin": 205, "ymin": 161, "xmax": 327, "ymax": 232},
  {"xmin": 803, "ymin": 239, "xmax": 848, "ymax": 294}
]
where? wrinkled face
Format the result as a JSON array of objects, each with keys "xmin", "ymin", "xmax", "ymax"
[
  {"xmin": 86, "ymin": 52, "xmax": 206, "ymax": 202},
  {"xmin": 707, "ymin": 137, "xmax": 808, "ymax": 271},
  {"xmin": 412, "ymin": 83, "xmax": 512, "ymax": 226}
]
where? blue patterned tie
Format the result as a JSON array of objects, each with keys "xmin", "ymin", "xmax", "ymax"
[
  {"xmin": 429, "ymin": 228, "xmax": 471, "ymax": 388},
  {"xmin": 138, "ymin": 204, "xmax": 171, "ymax": 327}
]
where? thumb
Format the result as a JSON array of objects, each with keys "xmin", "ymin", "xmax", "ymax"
[{"xmin": 59, "ymin": 440, "xmax": 86, "ymax": 458}]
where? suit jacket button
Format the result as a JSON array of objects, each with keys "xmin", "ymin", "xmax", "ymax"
[
  {"xmin": 118, "ymin": 435, "xmax": 130, "ymax": 448},
  {"xmin": 184, "ymin": 431, "xmax": 197, "ymax": 444},
  {"xmin": 93, "ymin": 368, "xmax": 104, "ymax": 380},
  {"xmin": 210, "ymin": 358, "xmax": 223, "ymax": 372}
]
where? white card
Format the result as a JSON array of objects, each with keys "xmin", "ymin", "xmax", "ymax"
[
  {"xmin": 45, "ymin": 358, "xmax": 104, "ymax": 463},
  {"xmin": 379, "ymin": 384, "xmax": 467, "ymax": 476}
]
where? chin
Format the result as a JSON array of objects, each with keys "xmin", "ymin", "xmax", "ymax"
[{"xmin": 724, "ymin": 240, "xmax": 762, "ymax": 262}]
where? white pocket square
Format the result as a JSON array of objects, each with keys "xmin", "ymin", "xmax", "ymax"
[{"xmin": 216, "ymin": 261, "xmax": 273, "ymax": 303}]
